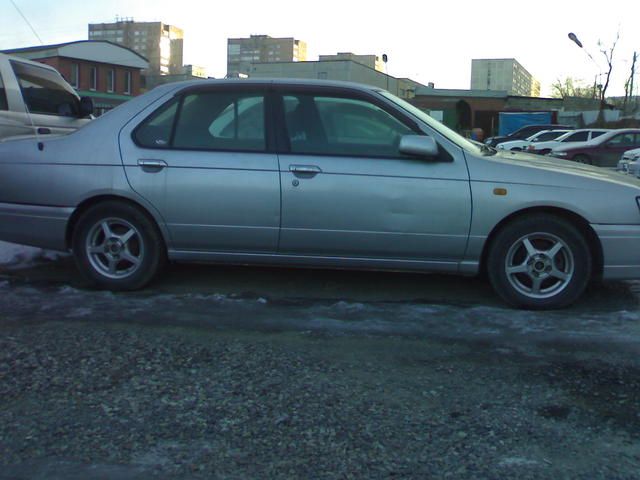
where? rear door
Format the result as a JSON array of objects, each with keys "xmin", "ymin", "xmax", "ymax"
[
  {"xmin": 274, "ymin": 86, "xmax": 471, "ymax": 265},
  {"xmin": 119, "ymin": 85, "xmax": 281, "ymax": 253}
]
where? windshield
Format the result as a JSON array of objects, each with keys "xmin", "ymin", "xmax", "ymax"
[{"xmin": 379, "ymin": 91, "xmax": 483, "ymax": 155}]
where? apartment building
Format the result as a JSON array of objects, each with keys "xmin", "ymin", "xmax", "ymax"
[
  {"xmin": 89, "ymin": 19, "xmax": 183, "ymax": 75},
  {"xmin": 227, "ymin": 35, "xmax": 307, "ymax": 77},
  {"xmin": 470, "ymin": 58, "xmax": 541, "ymax": 97}
]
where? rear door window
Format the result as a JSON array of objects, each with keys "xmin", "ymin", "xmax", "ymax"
[
  {"xmin": 563, "ymin": 131, "xmax": 588, "ymax": 142},
  {"xmin": 173, "ymin": 91, "xmax": 266, "ymax": 151},
  {"xmin": 10, "ymin": 60, "xmax": 80, "ymax": 116}
]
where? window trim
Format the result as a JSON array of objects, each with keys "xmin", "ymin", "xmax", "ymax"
[
  {"xmin": 70, "ymin": 63, "xmax": 79, "ymax": 88},
  {"xmin": 106, "ymin": 69, "xmax": 115, "ymax": 93},
  {"xmin": 124, "ymin": 71, "xmax": 132, "ymax": 95},
  {"xmin": 131, "ymin": 85, "xmax": 275, "ymax": 154},
  {"xmin": 89, "ymin": 66, "xmax": 97, "ymax": 91}
]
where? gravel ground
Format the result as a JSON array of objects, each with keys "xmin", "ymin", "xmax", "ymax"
[{"xmin": 2, "ymin": 317, "xmax": 640, "ymax": 479}]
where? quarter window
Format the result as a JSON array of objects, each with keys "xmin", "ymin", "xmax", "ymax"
[
  {"xmin": 10, "ymin": 60, "xmax": 80, "ymax": 116},
  {"xmin": 0, "ymin": 72, "xmax": 7, "ymax": 110},
  {"xmin": 134, "ymin": 98, "xmax": 179, "ymax": 148},
  {"xmin": 282, "ymin": 94, "xmax": 415, "ymax": 157}
]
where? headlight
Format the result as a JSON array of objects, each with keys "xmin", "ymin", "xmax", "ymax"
[{"xmin": 552, "ymin": 152, "xmax": 568, "ymax": 157}]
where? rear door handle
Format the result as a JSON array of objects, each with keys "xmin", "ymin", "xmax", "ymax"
[
  {"xmin": 138, "ymin": 159, "xmax": 167, "ymax": 170},
  {"xmin": 289, "ymin": 164, "xmax": 322, "ymax": 176}
]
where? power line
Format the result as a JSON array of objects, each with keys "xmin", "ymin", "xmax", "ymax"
[{"xmin": 9, "ymin": 0, "xmax": 44, "ymax": 45}]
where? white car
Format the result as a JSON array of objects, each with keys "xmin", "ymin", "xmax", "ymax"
[
  {"xmin": 527, "ymin": 129, "xmax": 609, "ymax": 155},
  {"xmin": 496, "ymin": 129, "xmax": 571, "ymax": 151},
  {"xmin": 617, "ymin": 147, "xmax": 640, "ymax": 174}
]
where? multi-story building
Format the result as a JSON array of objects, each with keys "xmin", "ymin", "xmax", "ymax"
[
  {"xmin": 470, "ymin": 58, "xmax": 540, "ymax": 97},
  {"xmin": 248, "ymin": 59, "xmax": 424, "ymax": 99},
  {"xmin": 319, "ymin": 52, "xmax": 384, "ymax": 72},
  {"xmin": 2, "ymin": 40, "xmax": 148, "ymax": 115},
  {"xmin": 88, "ymin": 19, "xmax": 183, "ymax": 76},
  {"xmin": 227, "ymin": 35, "xmax": 307, "ymax": 77}
]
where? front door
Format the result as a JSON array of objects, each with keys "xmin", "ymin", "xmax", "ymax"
[
  {"xmin": 119, "ymin": 87, "xmax": 281, "ymax": 253},
  {"xmin": 275, "ymin": 90, "xmax": 471, "ymax": 263}
]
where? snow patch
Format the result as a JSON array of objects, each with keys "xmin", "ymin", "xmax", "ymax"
[
  {"xmin": 0, "ymin": 240, "xmax": 66, "ymax": 267},
  {"xmin": 498, "ymin": 456, "xmax": 541, "ymax": 468}
]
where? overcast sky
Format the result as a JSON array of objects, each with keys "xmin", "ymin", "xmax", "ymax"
[{"xmin": 1, "ymin": 0, "xmax": 638, "ymax": 97}]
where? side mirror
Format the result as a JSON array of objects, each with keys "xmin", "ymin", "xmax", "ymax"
[
  {"xmin": 399, "ymin": 135, "xmax": 439, "ymax": 158},
  {"xmin": 79, "ymin": 96, "xmax": 94, "ymax": 118}
]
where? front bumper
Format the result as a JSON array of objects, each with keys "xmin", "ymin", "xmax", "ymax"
[
  {"xmin": 593, "ymin": 224, "xmax": 640, "ymax": 280},
  {"xmin": 0, "ymin": 202, "xmax": 72, "ymax": 251}
]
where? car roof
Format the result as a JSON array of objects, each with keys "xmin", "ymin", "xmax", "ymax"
[{"xmin": 166, "ymin": 78, "xmax": 384, "ymax": 93}]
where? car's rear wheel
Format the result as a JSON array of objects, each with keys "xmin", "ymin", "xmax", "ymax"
[
  {"xmin": 487, "ymin": 215, "xmax": 591, "ymax": 309},
  {"xmin": 574, "ymin": 154, "xmax": 592, "ymax": 165},
  {"xmin": 72, "ymin": 201, "xmax": 165, "ymax": 290}
]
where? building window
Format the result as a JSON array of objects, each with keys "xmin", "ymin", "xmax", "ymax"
[
  {"xmin": 107, "ymin": 69, "xmax": 115, "ymax": 92},
  {"xmin": 90, "ymin": 66, "xmax": 97, "ymax": 90},
  {"xmin": 124, "ymin": 71, "xmax": 132, "ymax": 95},
  {"xmin": 70, "ymin": 63, "xmax": 79, "ymax": 88}
]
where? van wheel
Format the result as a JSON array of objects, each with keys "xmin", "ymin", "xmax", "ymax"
[
  {"xmin": 72, "ymin": 201, "xmax": 165, "ymax": 290},
  {"xmin": 487, "ymin": 215, "xmax": 591, "ymax": 309}
]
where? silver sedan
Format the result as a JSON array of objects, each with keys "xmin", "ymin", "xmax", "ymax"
[{"xmin": 1, "ymin": 79, "xmax": 640, "ymax": 309}]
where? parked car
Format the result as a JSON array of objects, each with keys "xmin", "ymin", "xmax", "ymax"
[
  {"xmin": 2, "ymin": 79, "xmax": 640, "ymax": 310},
  {"xmin": 527, "ymin": 129, "xmax": 609, "ymax": 155},
  {"xmin": 485, "ymin": 124, "xmax": 574, "ymax": 147},
  {"xmin": 0, "ymin": 53, "xmax": 93, "ymax": 141},
  {"xmin": 549, "ymin": 129, "xmax": 640, "ymax": 167},
  {"xmin": 496, "ymin": 129, "xmax": 571, "ymax": 151},
  {"xmin": 616, "ymin": 147, "xmax": 640, "ymax": 174}
]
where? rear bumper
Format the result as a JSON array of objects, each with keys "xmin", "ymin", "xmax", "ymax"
[
  {"xmin": 0, "ymin": 202, "xmax": 72, "ymax": 251},
  {"xmin": 593, "ymin": 224, "xmax": 640, "ymax": 280}
]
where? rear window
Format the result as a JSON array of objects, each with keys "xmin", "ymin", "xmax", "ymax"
[{"xmin": 10, "ymin": 60, "xmax": 80, "ymax": 116}]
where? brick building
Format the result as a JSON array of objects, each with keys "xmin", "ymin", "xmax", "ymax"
[{"xmin": 3, "ymin": 40, "xmax": 148, "ymax": 115}]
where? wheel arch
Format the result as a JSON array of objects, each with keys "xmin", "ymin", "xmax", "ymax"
[
  {"xmin": 479, "ymin": 206, "xmax": 604, "ymax": 279},
  {"xmin": 65, "ymin": 194, "xmax": 169, "ymax": 251}
]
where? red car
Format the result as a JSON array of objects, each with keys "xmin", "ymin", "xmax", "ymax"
[{"xmin": 549, "ymin": 129, "xmax": 640, "ymax": 167}]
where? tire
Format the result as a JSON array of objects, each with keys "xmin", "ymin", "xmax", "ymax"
[
  {"xmin": 72, "ymin": 201, "xmax": 166, "ymax": 290},
  {"xmin": 486, "ymin": 215, "xmax": 591, "ymax": 309},
  {"xmin": 574, "ymin": 154, "xmax": 592, "ymax": 165}
]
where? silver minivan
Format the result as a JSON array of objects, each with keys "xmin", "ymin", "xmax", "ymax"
[{"xmin": 0, "ymin": 53, "xmax": 93, "ymax": 140}]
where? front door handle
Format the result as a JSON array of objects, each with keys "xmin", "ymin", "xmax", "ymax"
[
  {"xmin": 289, "ymin": 164, "xmax": 322, "ymax": 176},
  {"xmin": 138, "ymin": 159, "xmax": 167, "ymax": 172}
]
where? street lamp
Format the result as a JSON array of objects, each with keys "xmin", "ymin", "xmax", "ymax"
[{"xmin": 567, "ymin": 32, "xmax": 602, "ymax": 100}]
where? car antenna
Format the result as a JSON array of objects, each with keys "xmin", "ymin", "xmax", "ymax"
[{"xmin": 22, "ymin": 97, "xmax": 44, "ymax": 151}]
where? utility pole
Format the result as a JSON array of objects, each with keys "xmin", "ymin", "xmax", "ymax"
[{"xmin": 630, "ymin": 52, "xmax": 637, "ymax": 113}]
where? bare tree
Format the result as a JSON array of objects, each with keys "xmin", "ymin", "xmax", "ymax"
[{"xmin": 597, "ymin": 31, "xmax": 620, "ymax": 111}]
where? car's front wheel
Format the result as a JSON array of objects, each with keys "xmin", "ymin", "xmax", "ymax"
[
  {"xmin": 72, "ymin": 201, "xmax": 165, "ymax": 290},
  {"xmin": 487, "ymin": 215, "xmax": 591, "ymax": 309}
]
